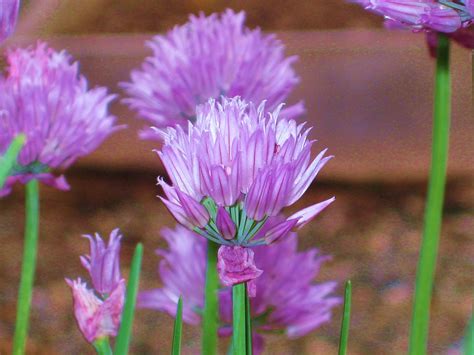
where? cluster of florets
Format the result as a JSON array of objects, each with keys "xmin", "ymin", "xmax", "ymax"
[
  {"xmin": 121, "ymin": 9, "xmax": 304, "ymax": 137},
  {"xmin": 0, "ymin": 43, "xmax": 120, "ymax": 195}
]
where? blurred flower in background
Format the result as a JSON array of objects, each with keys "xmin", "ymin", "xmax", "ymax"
[
  {"xmin": 349, "ymin": 0, "xmax": 474, "ymax": 52},
  {"xmin": 66, "ymin": 229, "xmax": 126, "ymax": 343},
  {"xmin": 139, "ymin": 225, "xmax": 340, "ymax": 354},
  {"xmin": 0, "ymin": 0, "xmax": 20, "ymax": 43},
  {"xmin": 122, "ymin": 9, "xmax": 303, "ymax": 137},
  {"xmin": 0, "ymin": 42, "xmax": 122, "ymax": 196}
]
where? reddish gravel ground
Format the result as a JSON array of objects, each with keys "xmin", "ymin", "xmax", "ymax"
[{"xmin": 0, "ymin": 170, "xmax": 472, "ymax": 354}]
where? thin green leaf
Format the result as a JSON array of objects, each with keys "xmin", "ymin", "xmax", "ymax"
[
  {"xmin": 12, "ymin": 180, "xmax": 40, "ymax": 355},
  {"xmin": 409, "ymin": 33, "xmax": 451, "ymax": 355},
  {"xmin": 0, "ymin": 134, "xmax": 26, "ymax": 189},
  {"xmin": 338, "ymin": 280, "xmax": 352, "ymax": 355},
  {"xmin": 171, "ymin": 297, "xmax": 183, "ymax": 355},
  {"xmin": 202, "ymin": 241, "xmax": 219, "ymax": 355},
  {"xmin": 115, "ymin": 243, "xmax": 143, "ymax": 355},
  {"xmin": 464, "ymin": 314, "xmax": 473, "ymax": 355}
]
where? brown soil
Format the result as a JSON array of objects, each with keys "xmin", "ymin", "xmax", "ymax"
[{"xmin": 0, "ymin": 170, "xmax": 472, "ymax": 354}]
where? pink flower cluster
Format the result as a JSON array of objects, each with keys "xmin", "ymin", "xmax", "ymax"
[
  {"xmin": 0, "ymin": 43, "xmax": 121, "ymax": 196},
  {"xmin": 122, "ymin": 9, "xmax": 303, "ymax": 137},
  {"xmin": 66, "ymin": 229, "xmax": 125, "ymax": 343}
]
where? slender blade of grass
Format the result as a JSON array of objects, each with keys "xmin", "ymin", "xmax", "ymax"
[
  {"xmin": 202, "ymin": 241, "xmax": 219, "ymax": 354},
  {"xmin": 464, "ymin": 314, "xmax": 473, "ymax": 355},
  {"xmin": 409, "ymin": 33, "xmax": 451, "ymax": 355},
  {"xmin": 171, "ymin": 297, "xmax": 183, "ymax": 355},
  {"xmin": 115, "ymin": 243, "xmax": 143, "ymax": 355},
  {"xmin": 0, "ymin": 134, "xmax": 26, "ymax": 188},
  {"xmin": 12, "ymin": 180, "xmax": 40, "ymax": 355},
  {"xmin": 338, "ymin": 280, "xmax": 352, "ymax": 355}
]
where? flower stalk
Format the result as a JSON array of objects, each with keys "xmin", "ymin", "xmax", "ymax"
[
  {"xmin": 0, "ymin": 134, "xmax": 25, "ymax": 189},
  {"xmin": 13, "ymin": 179, "xmax": 40, "ymax": 355},
  {"xmin": 202, "ymin": 241, "xmax": 219, "ymax": 354},
  {"xmin": 409, "ymin": 33, "xmax": 451, "ymax": 355},
  {"xmin": 93, "ymin": 337, "xmax": 113, "ymax": 355},
  {"xmin": 232, "ymin": 282, "xmax": 251, "ymax": 355}
]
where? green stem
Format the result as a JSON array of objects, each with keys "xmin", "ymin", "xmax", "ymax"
[
  {"xmin": 202, "ymin": 241, "xmax": 219, "ymax": 355},
  {"xmin": 93, "ymin": 337, "xmax": 113, "ymax": 355},
  {"xmin": 232, "ymin": 283, "xmax": 247, "ymax": 355},
  {"xmin": 0, "ymin": 134, "xmax": 26, "ymax": 188},
  {"xmin": 338, "ymin": 280, "xmax": 352, "ymax": 355},
  {"xmin": 409, "ymin": 33, "xmax": 451, "ymax": 355},
  {"xmin": 12, "ymin": 180, "xmax": 40, "ymax": 355},
  {"xmin": 245, "ymin": 284, "xmax": 252, "ymax": 355},
  {"xmin": 115, "ymin": 243, "xmax": 143, "ymax": 355}
]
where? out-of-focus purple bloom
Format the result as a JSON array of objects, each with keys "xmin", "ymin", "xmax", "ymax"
[
  {"xmin": 138, "ymin": 225, "xmax": 206, "ymax": 325},
  {"xmin": 350, "ymin": 0, "xmax": 474, "ymax": 52},
  {"xmin": 0, "ymin": 42, "xmax": 121, "ymax": 196},
  {"xmin": 66, "ymin": 278, "xmax": 125, "ymax": 343},
  {"xmin": 0, "ymin": 0, "xmax": 20, "ymax": 43},
  {"xmin": 67, "ymin": 229, "xmax": 126, "ymax": 343},
  {"xmin": 217, "ymin": 246, "xmax": 263, "ymax": 291},
  {"xmin": 467, "ymin": 0, "xmax": 474, "ymax": 16},
  {"xmin": 122, "ymin": 9, "xmax": 303, "ymax": 136},
  {"xmin": 140, "ymin": 226, "xmax": 340, "ymax": 354},
  {"xmin": 156, "ymin": 96, "xmax": 334, "ymax": 285},
  {"xmin": 80, "ymin": 229, "xmax": 122, "ymax": 295}
]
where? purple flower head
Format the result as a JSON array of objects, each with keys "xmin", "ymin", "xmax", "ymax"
[
  {"xmin": 67, "ymin": 229, "xmax": 126, "ymax": 343},
  {"xmin": 66, "ymin": 278, "xmax": 125, "ymax": 343},
  {"xmin": 139, "ymin": 226, "xmax": 341, "ymax": 354},
  {"xmin": 122, "ymin": 9, "xmax": 303, "ymax": 136},
  {"xmin": 157, "ymin": 96, "xmax": 333, "ymax": 243},
  {"xmin": 0, "ymin": 42, "xmax": 121, "ymax": 196},
  {"xmin": 80, "ymin": 229, "xmax": 122, "ymax": 295},
  {"xmin": 157, "ymin": 96, "xmax": 333, "ymax": 285},
  {"xmin": 0, "ymin": 0, "xmax": 20, "ymax": 43}
]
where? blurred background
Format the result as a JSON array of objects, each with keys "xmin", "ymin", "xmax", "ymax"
[{"xmin": 0, "ymin": 1, "xmax": 473, "ymax": 354}]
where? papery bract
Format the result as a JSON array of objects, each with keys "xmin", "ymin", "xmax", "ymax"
[
  {"xmin": 217, "ymin": 245, "xmax": 263, "ymax": 290},
  {"xmin": 0, "ymin": 42, "xmax": 121, "ymax": 196},
  {"xmin": 122, "ymin": 9, "xmax": 303, "ymax": 136},
  {"xmin": 66, "ymin": 278, "xmax": 125, "ymax": 343}
]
